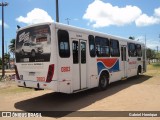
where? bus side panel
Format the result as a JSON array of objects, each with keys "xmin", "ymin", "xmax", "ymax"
[
  {"xmin": 109, "ymin": 58, "xmax": 122, "ymax": 83},
  {"xmin": 87, "ymin": 56, "xmax": 99, "ymax": 88},
  {"xmin": 56, "ymin": 28, "xmax": 72, "ymax": 93},
  {"xmin": 83, "ymin": 33, "xmax": 99, "ymax": 89}
]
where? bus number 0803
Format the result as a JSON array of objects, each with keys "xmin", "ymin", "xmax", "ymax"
[{"xmin": 61, "ymin": 67, "xmax": 70, "ymax": 72}]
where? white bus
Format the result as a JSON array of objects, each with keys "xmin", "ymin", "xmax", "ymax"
[{"xmin": 15, "ymin": 22, "xmax": 146, "ymax": 93}]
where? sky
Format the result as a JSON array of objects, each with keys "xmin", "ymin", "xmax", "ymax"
[{"xmin": 0, "ymin": 0, "xmax": 160, "ymax": 57}]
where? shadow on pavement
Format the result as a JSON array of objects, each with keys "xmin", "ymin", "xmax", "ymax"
[{"xmin": 14, "ymin": 75, "xmax": 151, "ymax": 117}]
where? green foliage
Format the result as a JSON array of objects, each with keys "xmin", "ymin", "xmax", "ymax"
[
  {"xmin": 155, "ymin": 52, "xmax": 160, "ymax": 59},
  {"xmin": 152, "ymin": 63, "xmax": 160, "ymax": 67},
  {"xmin": 9, "ymin": 39, "xmax": 15, "ymax": 55},
  {"xmin": 146, "ymin": 48, "xmax": 156, "ymax": 59}
]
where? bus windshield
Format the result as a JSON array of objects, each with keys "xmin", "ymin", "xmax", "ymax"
[{"xmin": 15, "ymin": 25, "xmax": 51, "ymax": 63}]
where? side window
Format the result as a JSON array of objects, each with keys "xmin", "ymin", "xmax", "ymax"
[
  {"xmin": 128, "ymin": 43, "xmax": 137, "ymax": 57},
  {"xmin": 95, "ymin": 36, "xmax": 110, "ymax": 57},
  {"xmin": 88, "ymin": 35, "xmax": 96, "ymax": 57},
  {"xmin": 110, "ymin": 39, "xmax": 120, "ymax": 57},
  {"xmin": 136, "ymin": 44, "xmax": 142, "ymax": 57},
  {"xmin": 81, "ymin": 42, "xmax": 86, "ymax": 64},
  {"xmin": 72, "ymin": 41, "xmax": 78, "ymax": 64},
  {"xmin": 58, "ymin": 30, "xmax": 70, "ymax": 58}
]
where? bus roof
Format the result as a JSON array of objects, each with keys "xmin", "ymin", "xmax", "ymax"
[{"xmin": 17, "ymin": 22, "xmax": 145, "ymax": 45}]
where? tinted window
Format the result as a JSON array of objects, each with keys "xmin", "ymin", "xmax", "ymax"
[
  {"xmin": 72, "ymin": 41, "xmax": 78, "ymax": 64},
  {"xmin": 110, "ymin": 39, "xmax": 120, "ymax": 57},
  {"xmin": 121, "ymin": 47, "xmax": 126, "ymax": 61},
  {"xmin": 136, "ymin": 44, "xmax": 142, "ymax": 57},
  {"xmin": 95, "ymin": 36, "xmax": 110, "ymax": 57},
  {"xmin": 128, "ymin": 43, "xmax": 137, "ymax": 57},
  {"xmin": 88, "ymin": 35, "xmax": 96, "ymax": 57},
  {"xmin": 81, "ymin": 42, "xmax": 86, "ymax": 63},
  {"xmin": 58, "ymin": 30, "xmax": 70, "ymax": 58}
]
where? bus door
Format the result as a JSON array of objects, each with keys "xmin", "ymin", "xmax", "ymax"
[
  {"xmin": 121, "ymin": 45, "xmax": 127, "ymax": 78},
  {"xmin": 72, "ymin": 39, "xmax": 87, "ymax": 91}
]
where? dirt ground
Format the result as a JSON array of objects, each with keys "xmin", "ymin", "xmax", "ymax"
[{"xmin": 0, "ymin": 67, "xmax": 160, "ymax": 120}]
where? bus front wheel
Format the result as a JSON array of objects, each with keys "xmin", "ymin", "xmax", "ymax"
[
  {"xmin": 98, "ymin": 72, "xmax": 109, "ymax": 90},
  {"xmin": 137, "ymin": 66, "xmax": 141, "ymax": 78}
]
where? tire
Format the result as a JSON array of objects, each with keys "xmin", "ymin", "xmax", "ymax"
[
  {"xmin": 137, "ymin": 67, "xmax": 141, "ymax": 78},
  {"xmin": 31, "ymin": 50, "xmax": 36, "ymax": 57},
  {"xmin": 98, "ymin": 72, "xmax": 109, "ymax": 90}
]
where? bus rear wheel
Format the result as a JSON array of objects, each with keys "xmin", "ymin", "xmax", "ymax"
[
  {"xmin": 98, "ymin": 72, "xmax": 109, "ymax": 90},
  {"xmin": 137, "ymin": 66, "xmax": 141, "ymax": 78}
]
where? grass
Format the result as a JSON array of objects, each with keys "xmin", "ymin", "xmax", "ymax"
[
  {"xmin": 147, "ymin": 63, "xmax": 160, "ymax": 70},
  {"xmin": 152, "ymin": 63, "xmax": 160, "ymax": 67},
  {"xmin": 146, "ymin": 63, "xmax": 160, "ymax": 76},
  {"xmin": 0, "ymin": 85, "xmax": 34, "ymax": 95}
]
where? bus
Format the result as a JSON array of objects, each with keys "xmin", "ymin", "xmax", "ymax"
[{"xmin": 15, "ymin": 22, "xmax": 146, "ymax": 93}]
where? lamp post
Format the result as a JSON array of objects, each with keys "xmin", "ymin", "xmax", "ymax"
[{"xmin": 0, "ymin": 1, "xmax": 8, "ymax": 77}]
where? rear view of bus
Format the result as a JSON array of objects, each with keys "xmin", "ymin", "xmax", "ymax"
[{"xmin": 15, "ymin": 23, "xmax": 57, "ymax": 91}]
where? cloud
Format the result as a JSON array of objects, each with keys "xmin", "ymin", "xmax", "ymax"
[
  {"xmin": 135, "ymin": 7, "xmax": 160, "ymax": 27},
  {"xmin": 83, "ymin": 0, "xmax": 160, "ymax": 27},
  {"xmin": 154, "ymin": 7, "xmax": 160, "ymax": 17},
  {"xmin": 83, "ymin": 0, "xmax": 142, "ymax": 28},
  {"xmin": 0, "ymin": 20, "xmax": 9, "ymax": 28},
  {"xmin": 16, "ymin": 8, "xmax": 54, "ymax": 25},
  {"xmin": 135, "ymin": 14, "xmax": 160, "ymax": 27}
]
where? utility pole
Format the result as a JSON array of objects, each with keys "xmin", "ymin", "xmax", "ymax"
[
  {"xmin": 0, "ymin": 1, "xmax": 8, "ymax": 77},
  {"xmin": 144, "ymin": 34, "xmax": 147, "ymax": 72},
  {"xmin": 65, "ymin": 18, "xmax": 70, "ymax": 25},
  {"xmin": 157, "ymin": 46, "xmax": 159, "ymax": 52},
  {"xmin": 56, "ymin": 0, "xmax": 59, "ymax": 22}
]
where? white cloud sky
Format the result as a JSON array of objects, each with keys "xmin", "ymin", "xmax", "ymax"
[
  {"xmin": 83, "ymin": 0, "xmax": 142, "ymax": 28},
  {"xmin": 16, "ymin": 8, "xmax": 54, "ymax": 25},
  {"xmin": 135, "ymin": 14, "xmax": 160, "ymax": 27},
  {"xmin": 135, "ymin": 7, "xmax": 160, "ymax": 27},
  {"xmin": 0, "ymin": 20, "xmax": 9, "ymax": 28},
  {"xmin": 154, "ymin": 7, "xmax": 160, "ymax": 17},
  {"xmin": 83, "ymin": 0, "xmax": 160, "ymax": 28}
]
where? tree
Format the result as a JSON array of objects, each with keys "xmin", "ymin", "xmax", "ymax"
[
  {"xmin": 146, "ymin": 48, "xmax": 156, "ymax": 59},
  {"xmin": 129, "ymin": 36, "xmax": 135, "ymax": 40},
  {"xmin": 9, "ymin": 39, "xmax": 15, "ymax": 56},
  {"xmin": 155, "ymin": 52, "xmax": 160, "ymax": 60}
]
